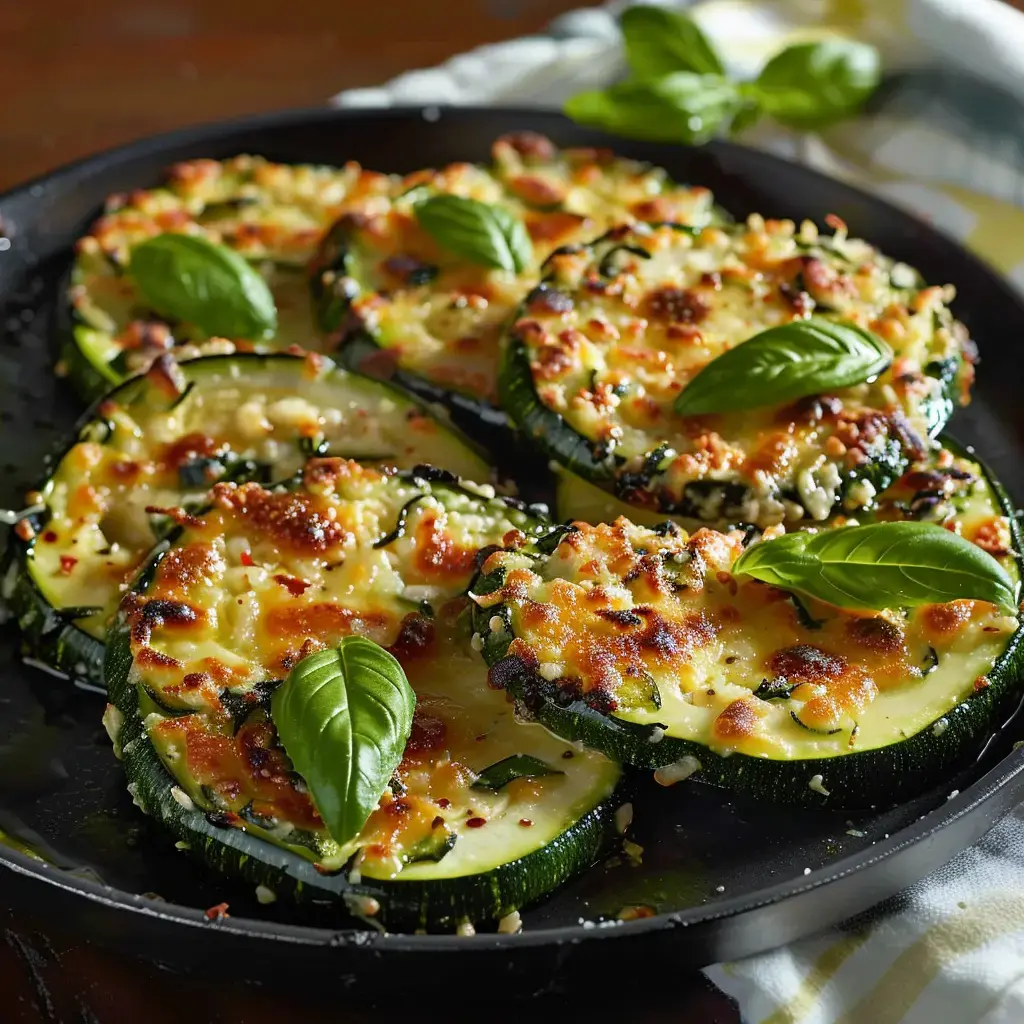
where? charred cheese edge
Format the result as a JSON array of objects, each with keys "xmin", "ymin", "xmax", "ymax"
[
  {"xmin": 471, "ymin": 451, "xmax": 1022, "ymax": 807},
  {"xmin": 312, "ymin": 131, "xmax": 719, "ymax": 411},
  {"xmin": 63, "ymin": 154, "xmax": 394, "ymax": 398},
  {"xmin": 102, "ymin": 461, "xmax": 620, "ymax": 929},
  {"xmin": 500, "ymin": 217, "xmax": 976, "ymax": 527},
  {"xmin": 3, "ymin": 353, "xmax": 489, "ymax": 686}
]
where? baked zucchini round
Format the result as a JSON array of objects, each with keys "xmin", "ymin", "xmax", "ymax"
[
  {"xmin": 61, "ymin": 155, "xmax": 394, "ymax": 398},
  {"xmin": 311, "ymin": 132, "xmax": 721, "ymax": 419},
  {"xmin": 3, "ymin": 352, "xmax": 488, "ymax": 688},
  {"xmin": 470, "ymin": 447, "xmax": 1022, "ymax": 808},
  {"xmin": 500, "ymin": 217, "xmax": 976, "ymax": 526},
  {"xmin": 103, "ymin": 460, "xmax": 621, "ymax": 930}
]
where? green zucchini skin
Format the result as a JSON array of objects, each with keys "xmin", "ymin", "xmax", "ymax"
[
  {"xmin": 335, "ymin": 329, "xmax": 510, "ymax": 437},
  {"xmin": 499, "ymin": 336, "xmax": 612, "ymax": 483},
  {"xmin": 56, "ymin": 312, "xmax": 123, "ymax": 404},
  {"xmin": 0, "ymin": 542, "xmax": 105, "ymax": 688},
  {"xmin": 470, "ymin": 453, "xmax": 1024, "ymax": 810},
  {"xmin": 104, "ymin": 578, "xmax": 622, "ymax": 933}
]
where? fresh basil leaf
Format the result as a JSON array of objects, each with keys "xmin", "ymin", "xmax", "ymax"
[
  {"xmin": 270, "ymin": 636, "xmax": 416, "ymax": 848},
  {"xmin": 732, "ymin": 522, "xmax": 1019, "ymax": 614},
  {"xmin": 750, "ymin": 40, "xmax": 881, "ymax": 130},
  {"xmin": 729, "ymin": 94, "xmax": 765, "ymax": 137},
  {"xmin": 619, "ymin": 5, "xmax": 725, "ymax": 78},
  {"xmin": 564, "ymin": 73, "xmax": 743, "ymax": 146},
  {"xmin": 129, "ymin": 233, "xmax": 277, "ymax": 341},
  {"xmin": 471, "ymin": 754, "xmax": 562, "ymax": 790},
  {"xmin": 674, "ymin": 317, "xmax": 892, "ymax": 416},
  {"xmin": 414, "ymin": 195, "xmax": 531, "ymax": 274}
]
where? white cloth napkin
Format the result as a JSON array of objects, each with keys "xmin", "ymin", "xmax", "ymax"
[{"xmin": 331, "ymin": 3, "xmax": 1024, "ymax": 1020}]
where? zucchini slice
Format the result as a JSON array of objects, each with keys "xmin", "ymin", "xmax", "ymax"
[
  {"xmin": 471, "ymin": 449, "xmax": 1022, "ymax": 808},
  {"xmin": 500, "ymin": 218, "xmax": 976, "ymax": 527},
  {"xmin": 3, "ymin": 352, "xmax": 489, "ymax": 687},
  {"xmin": 62, "ymin": 155, "xmax": 396, "ymax": 399},
  {"xmin": 103, "ymin": 461, "xmax": 621, "ymax": 930},
  {"xmin": 311, "ymin": 132, "xmax": 720, "ymax": 419}
]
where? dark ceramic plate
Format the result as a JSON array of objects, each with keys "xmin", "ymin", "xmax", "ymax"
[{"xmin": 1, "ymin": 106, "xmax": 1023, "ymax": 996}]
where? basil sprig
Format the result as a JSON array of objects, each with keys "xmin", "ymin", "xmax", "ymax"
[
  {"xmin": 564, "ymin": 4, "xmax": 881, "ymax": 144},
  {"xmin": 751, "ymin": 41, "xmax": 882, "ymax": 130},
  {"xmin": 414, "ymin": 195, "xmax": 532, "ymax": 274},
  {"xmin": 565, "ymin": 74, "xmax": 744, "ymax": 147},
  {"xmin": 471, "ymin": 754, "xmax": 562, "ymax": 791},
  {"xmin": 674, "ymin": 317, "xmax": 892, "ymax": 416},
  {"xmin": 130, "ymin": 233, "xmax": 277, "ymax": 340},
  {"xmin": 732, "ymin": 522, "xmax": 1019, "ymax": 614},
  {"xmin": 271, "ymin": 637, "xmax": 416, "ymax": 848},
  {"xmin": 619, "ymin": 4, "xmax": 724, "ymax": 79}
]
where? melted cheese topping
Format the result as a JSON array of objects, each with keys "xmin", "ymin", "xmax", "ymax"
[
  {"xmin": 124, "ymin": 461, "xmax": 616, "ymax": 876},
  {"xmin": 512, "ymin": 218, "xmax": 975, "ymax": 523},
  {"xmin": 71, "ymin": 155, "xmax": 394, "ymax": 379},
  {"xmin": 30, "ymin": 354, "xmax": 487, "ymax": 642},
  {"xmin": 476, "ymin": 462, "xmax": 1019, "ymax": 761},
  {"xmin": 318, "ymin": 132, "xmax": 718, "ymax": 404}
]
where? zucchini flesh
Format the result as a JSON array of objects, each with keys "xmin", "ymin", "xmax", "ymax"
[
  {"xmin": 499, "ymin": 219, "xmax": 975, "ymax": 526},
  {"xmin": 4, "ymin": 353, "xmax": 489, "ymax": 687},
  {"xmin": 103, "ymin": 462, "xmax": 621, "ymax": 929},
  {"xmin": 470, "ymin": 450, "xmax": 1022, "ymax": 808},
  {"xmin": 64, "ymin": 155, "xmax": 395, "ymax": 398},
  {"xmin": 313, "ymin": 133, "xmax": 720, "ymax": 413}
]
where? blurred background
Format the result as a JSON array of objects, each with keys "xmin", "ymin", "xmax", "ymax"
[
  {"xmin": 1, "ymin": 0, "xmax": 586, "ymax": 191},
  {"xmin": 6, "ymin": 0, "xmax": 1024, "ymax": 192}
]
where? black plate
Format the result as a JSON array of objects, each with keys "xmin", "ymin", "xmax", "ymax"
[{"xmin": 1, "ymin": 106, "xmax": 1023, "ymax": 995}]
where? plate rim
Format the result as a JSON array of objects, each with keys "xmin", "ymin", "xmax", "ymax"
[{"xmin": 2, "ymin": 102, "xmax": 1023, "ymax": 959}]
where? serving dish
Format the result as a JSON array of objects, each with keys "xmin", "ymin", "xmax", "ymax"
[{"xmin": 1, "ymin": 105, "xmax": 1023, "ymax": 997}]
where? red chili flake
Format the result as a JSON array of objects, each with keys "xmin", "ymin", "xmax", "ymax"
[
  {"xmin": 974, "ymin": 676, "xmax": 991, "ymax": 692},
  {"xmin": 204, "ymin": 902, "xmax": 230, "ymax": 921},
  {"xmin": 466, "ymin": 817, "xmax": 487, "ymax": 829},
  {"xmin": 518, "ymin": 818, "xmax": 533, "ymax": 828},
  {"xmin": 14, "ymin": 520, "xmax": 35, "ymax": 542},
  {"xmin": 59, "ymin": 555, "xmax": 78, "ymax": 575},
  {"xmin": 825, "ymin": 213, "xmax": 847, "ymax": 232},
  {"xmin": 436, "ymin": 798, "xmax": 451, "ymax": 809},
  {"xmin": 274, "ymin": 574, "xmax": 311, "ymax": 597},
  {"xmin": 240, "ymin": 550, "xmax": 254, "ymax": 567},
  {"xmin": 431, "ymin": 815, "xmax": 444, "ymax": 829},
  {"xmin": 42, "ymin": 530, "xmax": 58, "ymax": 543}
]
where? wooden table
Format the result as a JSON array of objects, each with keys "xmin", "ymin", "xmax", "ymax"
[{"xmin": 0, "ymin": 0, "xmax": 591, "ymax": 193}]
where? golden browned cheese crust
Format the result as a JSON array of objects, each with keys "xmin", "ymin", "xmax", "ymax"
[
  {"xmin": 508, "ymin": 218, "xmax": 976, "ymax": 523},
  {"xmin": 474, "ymin": 459, "xmax": 1018, "ymax": 761},
  {"xmin": 71, "ymin": 156, "xmax": 393, "ymax": 380},
  {"xmin": 123, "ymin": 461, "xmax": 615, "ymax": 876},
  {"xmin": 315, "ymin": 132, "xmax": 718, "ymax": 404},
  {"xmin": 28, "ymin": 354, "xmax": 486, "ymax": 645}
]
